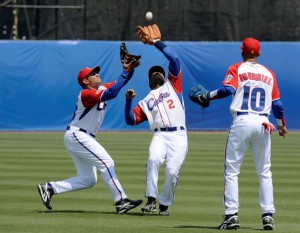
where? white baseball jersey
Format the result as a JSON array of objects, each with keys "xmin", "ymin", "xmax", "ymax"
[
  {"xmin": 223, "ymin": 61, "xmax": 280, "ymax": 116},
  {"xmin": 69, "ymin": 82, "xmax": 114, "ymax": 135},
  {"xmin": 137, "ymin": 71, "xmax": 186, "ymax": 131}
]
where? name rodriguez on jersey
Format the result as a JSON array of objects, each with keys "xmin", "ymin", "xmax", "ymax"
[{"xmin": 238, "ymin": 72, "xmax": 272, "ymax": 85}]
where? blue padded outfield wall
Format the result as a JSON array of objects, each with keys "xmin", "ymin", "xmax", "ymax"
[{"xmin": 0, "ymin": 40, "xmax": 299, "ymax": 131}]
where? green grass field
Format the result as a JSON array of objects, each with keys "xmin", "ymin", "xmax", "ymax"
[{"xmin": 0, "ymin": 131, "xmax": 299, "ymax": 233}]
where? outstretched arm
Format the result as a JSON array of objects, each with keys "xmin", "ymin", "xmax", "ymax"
[
  {"xmin": 101, "ymin": 71, "xmax": 133, "ymax": 102},
  {"xmin": 208, "ymin": 86, "xmax": 236, "ymax": 100},
  {"xmin": 101, "ymin": 59, "xmax": 139, "ymax": 102},
  {"xmin": 189, "ymin": 85, "xmax": 235, "ymax": 108},
  {"xmin": 154, "ymin": 41, "xmax": 180, "ymax": 76}
]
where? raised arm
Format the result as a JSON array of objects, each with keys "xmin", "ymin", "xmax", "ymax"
[
  {"xmin": 154, "ymin": 41, "xmax": 180, "ymax": 76},
  {"xmin": 101, "ymin": 49, "xmax": 140, "ymax": 102},
  {"xmin": 136, "ymin": 24, "xmax": 180, "ymax": 76}
]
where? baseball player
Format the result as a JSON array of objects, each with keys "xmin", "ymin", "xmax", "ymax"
[
  {"xmin": 37, "ymin": 51, "xmax": 143, "ymax": 214},
  {"xmin": 124, "ymin": 24, "xmax": 188, "ymax": 216},
  {"xmin": 190, "ymin": 38, "xmax": 287, "ymax": 230}
]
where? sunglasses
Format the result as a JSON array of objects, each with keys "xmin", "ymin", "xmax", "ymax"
[{"xmin": 85, "ymin": 72, "xmax": 98, "ymax": 80}]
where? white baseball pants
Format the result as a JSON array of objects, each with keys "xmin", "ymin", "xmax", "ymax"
[
  {"xmin": 146, "ymin": 130, "xmax": 188, "ymax": 206},
  {"xmin": 49, "ymin": 130, "xmax": 127, "ymax": 202},
  {"xmin": 223, "ymin": 114, "xmax": 275, "ymax": 215}
]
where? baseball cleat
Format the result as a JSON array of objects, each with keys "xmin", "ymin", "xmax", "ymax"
[
  {"xmin": 37, "ymin": 183, "xmax": 54, "ymax": 210},
  {"xmin": 262, "ymin": 215, "xmax": 275, "ymax": 230},
  {"xmin": 115, "ymin": 198, "xmax": 143, "ymax": 214},
  {"xmin": 159, "ymin": 204, "xmax": 170, "ymax": 216},
  {"xmin": 141, "ymin": 197, "xmax": 157, "ymax": 213},
  {"xmin": 218, "ymin": 214, "xmax": 240, "ymax": 230}
]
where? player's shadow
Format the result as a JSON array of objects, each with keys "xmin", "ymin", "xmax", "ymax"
[
  {"xmin": 36, "ymin": 210, "xmax": 114, "ymax": 215},
  {"xmin": 35, "ymin": 210, "xmax": 152, "ymax": 216},
  {"xmin": 175, "ymin": 225, "xmax": 254, "ymax": 230},
  {"xmin": 129, "ymin": 212, "xmax": 161, "ymax": 217},
  {"xmin": 175, "ymin": 225, "xmax": 217, "ymax": 230}
]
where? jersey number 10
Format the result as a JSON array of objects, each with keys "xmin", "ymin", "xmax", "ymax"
[{"xmin": 241, "ymin": 86, "xmax": 266, "ymax": 111}]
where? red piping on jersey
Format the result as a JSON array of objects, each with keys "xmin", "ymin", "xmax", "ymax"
[
  {"xmin": 150, "ymin": 92, "xmax": 169, "ymax": 127},
  {"xmin": 161, "ymin": 95, "xmax": 172, "ymax": 126}
]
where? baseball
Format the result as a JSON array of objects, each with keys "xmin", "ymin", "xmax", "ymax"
[{"xmin": 145, "ymin": 11, "xmax": 153, "ymax": 21}]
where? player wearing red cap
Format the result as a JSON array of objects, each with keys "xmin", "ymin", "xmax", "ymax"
[
  {"xmin": 37, "ymin": 57, "xmax": 143, "ymax": 214},
  {"xmin": 195, "ymin": 38, "xmax": 287, "ymax": 230}
]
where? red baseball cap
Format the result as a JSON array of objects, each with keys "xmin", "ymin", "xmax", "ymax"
[
  {"xmin": 77, "ymin": 66, "xmax": 100, "ymax": 86},
  {"xmin": 240, "ymin": 38, "xmax": 260, "ymax": 56}
]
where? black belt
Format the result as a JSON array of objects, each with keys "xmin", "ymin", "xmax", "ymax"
[
  {"xmin": 237, "ymin": 112, "xmax": 268, "ymax": 117},
  {"xmin": 154, "ymin": 126, "xmax": 185, "ymax": 132},
  {"xmin": 66, "ymin": 126, "xmax": 96, "ymax": 138}
]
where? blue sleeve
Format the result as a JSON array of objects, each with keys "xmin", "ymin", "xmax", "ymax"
[
  {"xmin": 215, "ymin": 86, "xmax": 236, "ymax": 99},
  {"xmin": 272, "ymin": 99, "xmax": 284, "ymax": 119},
  {"xmin": 101, "ymin": 70, "xmax": 133, "ymax": 102},
  {"xmin": 125, "ymin": 99, "xmax": 135, "ymax": 125},
  {"xmin": 154, "ymin": 41, "xmax": 180, "ymax": 76}
]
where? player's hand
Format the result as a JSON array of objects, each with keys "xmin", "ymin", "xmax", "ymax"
[
  {"xmin": 123, "ymin": 59, "xmax": 140, "ymax": 72},
  {"xmin": 126, "ymin": 89, "xmax": 136, "ymax": 100},
  {"xmin": 277, "ymin": 125, "xmax": 288, "ymax": 138},
  {"xmin": 262, "ymin": 122, "xmax": 275, "ymax": 134}
]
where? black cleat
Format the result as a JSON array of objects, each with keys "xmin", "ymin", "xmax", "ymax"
[
  {"xmin": 218, "ymin": 214, "xmax": 240, "ymax": 230},
  {"xmin": 262, "ymin": 215, "xmax": 275, "ymax": 230},
  {"xmin": 37, "ymin": 183, "xmax": 54, "ymax": 210},
  {"xmin": 141, "ymin": 197, "xmax": 157, "ymax": 213},
  {"xmin": 159, "ymin": 204, "xmax": 170, "ymax": 216},
  {"xmin": 115, "ymin": 198, "xmax": 143, "ymax": 214}
]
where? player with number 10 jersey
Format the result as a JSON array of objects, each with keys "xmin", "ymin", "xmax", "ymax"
[{"xmin": 223, "ymin": 62, "xmax": 280, "ymax": 117}]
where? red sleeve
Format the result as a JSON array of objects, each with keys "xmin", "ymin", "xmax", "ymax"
[
  {"xmin": 222, "ymin": 63, "xmax": 241, "ymax": 90},
  {"xmin": 81, "ymin": 89, "xmax": 103, "ymax": 108},
  {"xmin": 168, "ymin": 70, "xmax": 182, "ymax": 93},
  {"xmin": 133, "ymin": 105, "xmax": 147, "ymax": 125},
  {"xmin": 268, "ymin": 69, "xmax": 280, "ymax": 100}
]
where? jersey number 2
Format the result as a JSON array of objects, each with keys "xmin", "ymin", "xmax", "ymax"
[
  {"xmin": 167, "ymin": 99, "xmax": 175, "ymax": 109},
  {"xmin": 241, "ymin": 86, "xmax": 266, "ymax": 111}
]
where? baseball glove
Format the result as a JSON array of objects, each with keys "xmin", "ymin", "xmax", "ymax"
[
  {"xmin": 189, "ymin": 84, "xmax": 210, "ymax": 108},
  {"xmin": 136, "ymin": 24, "xmax": 161, "ymax": 45},
  {"xmin": 120, "ymin": 43, "xmax": 141, "ymax": 64}
]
